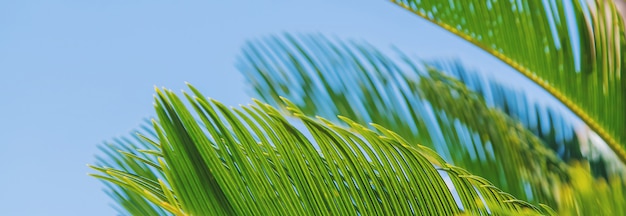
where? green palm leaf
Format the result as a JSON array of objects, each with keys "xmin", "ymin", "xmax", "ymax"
[
  {"xmin": 237, "ymin": 34, "xmax": 574, "ymax": 206},
  {"xmin": 93, "ymin": 127, "xmax": 170, "ymax": 216},
  {"xmin": 430, "ymin": 61, "xmax": 583, "ymax": 162},
  {"xmin": 431, "ymin": 60, "xmax": 626, "ymax": 178},
  {"xmin": 391, "ymin": 0, "xmax": 626, "ymax": 164},
  {"xmin": 90, "ymin": 84, "xmax": 553, "ymax": 215}
]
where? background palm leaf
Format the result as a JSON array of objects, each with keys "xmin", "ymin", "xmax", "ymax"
[
  {"xmin": 90, "ymin": 85, "xmax": 554, "ymax": 215},
  {"xmin": 430, "ymin": 60, "xmax": 626, "ymax": 179},
  {"xmin": 391, "ymin": 0, "xmax": 626, "ymax": 164},
  {"xmin": 430, "ymin": 61, "xmax": 582, "ymax": 161},
  {"xmin": 237, "ymin": 34, "xmax": 578, "ymax": 207}
]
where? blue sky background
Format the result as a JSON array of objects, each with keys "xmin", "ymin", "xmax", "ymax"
[{"xmin": 0, "ymin": 1, "xmax": 557, "ymax": 215}]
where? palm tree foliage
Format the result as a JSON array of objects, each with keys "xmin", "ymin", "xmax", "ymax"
[
  {"xmin": 238, "ymin": 35, "xmax": 573, "ymax": 207},
  {"xmin": 90, "ymin": 85, "xmax": 554, "ymax": 215},
  {"xmin": 429, "ymin": 61, "xmax": 583, "ymax": 163},
  {"xmin": 391, "ymin": 0, "xmax": 626, "ymax": 164},
  {"xmin": 94, "ymin": 126, "xmax": 169, "ymax": 215},
  {"xmin": 428, "ymin": 61, "xmax": 622, "ymax": 178},
  {"xmin": 91, "ymin": 0, "xmax": 626, "ymax": 215}
]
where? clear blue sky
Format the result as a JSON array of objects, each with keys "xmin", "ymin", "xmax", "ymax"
[{"xmin": 0, "ymin": 1, "xmax": 554, "ymax": 215}]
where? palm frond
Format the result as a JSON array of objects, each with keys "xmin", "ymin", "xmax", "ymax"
[
  {"xmin": 92, "ymin": 125, "xmax": 170, "ymax": 216},
  {"xmin": 391, "ymin": 0, "xmax": 626, "ymax": 164},
  {"xmin": 429, "ymin": 60, "xmax": 583, "ymax": 163},
  {"xmin": 429, "ymin": 60, "xmax": 626, "ymax": 179},
  {"xmin": 237, "ymin": 34, "xmax": 575, "ymax": 206},
  {"xmin": 90, "ymin": 84, "xmax": 553, "ymax": 215}
]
